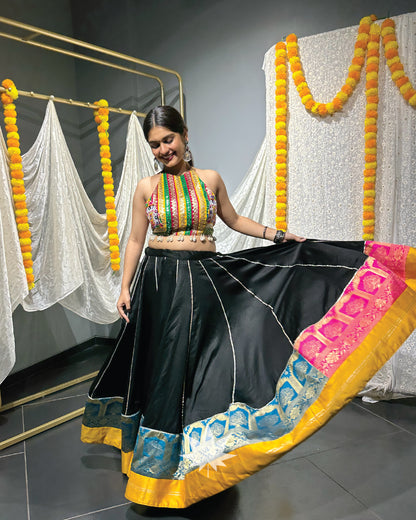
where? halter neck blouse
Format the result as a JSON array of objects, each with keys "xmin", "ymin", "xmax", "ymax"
[{"xmin": 145, "ymin": 170, "xmax": 217, "ymax": 242}]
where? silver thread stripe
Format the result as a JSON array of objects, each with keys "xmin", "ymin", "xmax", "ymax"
[{"xmin": 199, "ymin": 260, "xmax": 236, "ymax": 403}]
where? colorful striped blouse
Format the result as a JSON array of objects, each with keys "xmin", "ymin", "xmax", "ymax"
[{"xmin": 145, "ymin": 170, "xmax": 217, "ymax": 242}]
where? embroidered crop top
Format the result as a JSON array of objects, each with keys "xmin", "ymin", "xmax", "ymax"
[{"xmin": 145, "ymin": 170, "xmax": 217, "ymax": 242}]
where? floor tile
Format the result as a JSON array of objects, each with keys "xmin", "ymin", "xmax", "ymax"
[
  {"xmin": 308, "ymin": 430, "xmax": 416, "ymax": 520},
  {"xmin": 278, "ymin": 400, "xmax": 401, "ymax": 462},
  {"xmin": 0, "ymin": 406, "xmax": 24, "ymax": 455},
  {"xmin": 355, "ymin": 397, "xmax": 416, "ymax": 436},
  {"xmin": 0, "ymin": 452, "xmax": 28, "ymax": 519},
  {"xmin": 23, "ymin": 393, "xmax": 88, "ymax": 431},
  {"xmin": 25, "ymin": 417, "xmax": 127, "ymax": 520}
]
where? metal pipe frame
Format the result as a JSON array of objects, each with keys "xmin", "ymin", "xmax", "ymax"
[
  {"xmin": 0, "ymin": 371, "xmax": 98, "ymax": 450},
  {"xmin": 0, "ymin": 86, "xmax": 145, "ymax": 116},
  {"xmin": 0, "ymin": 16, "xmax": 184, "ymax": 116},
  {"xmin": 0, "ymin": 30, "xmax": 165, "ymax": 108}
]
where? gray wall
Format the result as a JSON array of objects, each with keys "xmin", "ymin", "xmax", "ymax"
[
  {"xmin": 71, "ymin": 0, "xmax": 416, "ymax": 193},
  {"xmin": 2, "ymin": 0, "xmax": 416, "ymax": 371}
]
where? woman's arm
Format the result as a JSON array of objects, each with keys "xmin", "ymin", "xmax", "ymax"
[
  {"xmin": 213, "ymin": 171, "xmax": 305, "ymax": 243},
  {"xmin": 117, "ymin": 179, "xmax": 150, "ymax": 322}
]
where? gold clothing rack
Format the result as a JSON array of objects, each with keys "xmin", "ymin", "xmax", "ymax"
[{"xmin": 0, "ymin": 15, "xmax": 185, "ymax": 116}]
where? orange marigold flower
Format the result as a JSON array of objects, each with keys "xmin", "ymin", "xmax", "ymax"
[
  {"xmin": 396, "ymin": 76, "xmax": 409, "ymax": 87},
  {"xmin": 381, "ymin": 19, "xmax": 395, "ymax": 28},
  {"xmin": 286, "ymin": 34, "xmax": 297, "ymax": 42}
]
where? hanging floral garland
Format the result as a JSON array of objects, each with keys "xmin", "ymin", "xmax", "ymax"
[
  {"xmin": 286, "ymin": 15, "xmax": 376, "ymax": 116},
  {"xmin": 362, "ymin": 22, "xmax": 380, "ymax": 240},
  {"xmin": 381, "ymin": 18, "xmax": 416, "ymax": 107},
  {"xmin": 1, "ymin": 79, "xmax": 35, "ymax": 290},
  {"xmin": 274, "ymin": 42, "xmax": 288, "ymax": 231},
  {"xmin": 93, "ymin": 99, "xmax": 120, "ymax": 271}
]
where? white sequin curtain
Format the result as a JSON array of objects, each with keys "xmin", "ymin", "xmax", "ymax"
[{"xmin": 220, "ymin": 11, "xmax": 416, "ymax": 399}]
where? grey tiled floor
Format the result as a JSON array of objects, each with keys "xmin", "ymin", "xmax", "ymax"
[{"xmin": 1, "ymin": 348, "xmax": 416, "ymax": 519}]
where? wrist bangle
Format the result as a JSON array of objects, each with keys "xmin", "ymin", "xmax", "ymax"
[
  {"xmin": 273, "ymin": 229, "xmax": 286, "ymax": 243},
  {"xmin": 262, "ymin": 226, "xmax": 268, "ymax": 239}
]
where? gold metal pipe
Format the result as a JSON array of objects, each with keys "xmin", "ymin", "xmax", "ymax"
[
  {"xmin": 0, "ymin": 408, "xmax": 85, "ymax": 450},
  {"xmin": 0, "ymin": 371, "xmax": 98, "ymax": 413},
  {"xmin": 0, "ymin": 30, "xmax": 165, "ymax": 106},
  {"xmin": 0, "ymin": 16, "xmax": 183, "ymax": 115},
  {"xmin": 0, "ymin": 86, "xmax": 145, "ymax": 116}
]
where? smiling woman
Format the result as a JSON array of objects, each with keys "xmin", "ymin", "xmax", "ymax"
[{"xmin": 81, "ymin": 105, "xmax": 416, "ymax": 509}]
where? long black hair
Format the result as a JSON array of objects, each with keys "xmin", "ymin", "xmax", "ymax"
[{"xmin": 143, "ymin": 105, "xmax": 193, "ymax": 166}]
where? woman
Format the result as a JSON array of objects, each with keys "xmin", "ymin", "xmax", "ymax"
[{"xmin": 82, "ymin": 106, "xmax": 416, "ymax": 509}]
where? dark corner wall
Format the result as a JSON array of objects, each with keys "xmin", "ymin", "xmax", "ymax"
[{"xmin": 1, "ymin": 0, "xmax": 415, "ymax": 371}]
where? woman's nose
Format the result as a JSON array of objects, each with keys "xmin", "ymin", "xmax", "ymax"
[{"xmin": 160, "ymin": 142, "xmax": 170, "ymax": 155}]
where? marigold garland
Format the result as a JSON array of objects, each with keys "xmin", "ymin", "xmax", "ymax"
[
  {"xmin": 93, "ymin": 99, "xmax": 120, "ymax": 271},
  {"xmin": 286, "ymin": 15, "xmax": 376, "ymax": 116},
  {"xmin": 362, "ymin": 22, "xmax": 380, "ymax": 240},
  {"xmin": 381, "ymin": 18, "xmax": 416, "ymax": 107},
  {"xmin": 1, "ymin": 79, "xmax": 35, "ymax": 289},
  {"xmin": 274, "ymin": 42, "xmax": 288, "ymax": 231}
]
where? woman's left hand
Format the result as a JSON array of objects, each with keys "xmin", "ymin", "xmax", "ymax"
[{"xmin": 284, "ymin": 231, "xmax": 306, "ymax": 242}]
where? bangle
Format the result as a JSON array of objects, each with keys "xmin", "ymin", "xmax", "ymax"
[
  {"xmin": 273, "ymin": 229, "xmax": 286, "ymax": 243},
  {"xmin": 262, "ymin": 226, "xmax": 268, "ymax": 239}
]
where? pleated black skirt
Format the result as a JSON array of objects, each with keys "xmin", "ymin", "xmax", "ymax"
[{"xmin": 82, "ymin": 240, "xmax": 416, "ymax": 508}]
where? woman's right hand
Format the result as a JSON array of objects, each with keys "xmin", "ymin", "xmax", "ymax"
[{"xmin": 117, "ymin": 288, "xmax": 131, "ymax": 322}]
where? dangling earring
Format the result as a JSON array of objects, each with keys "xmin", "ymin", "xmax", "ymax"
[
  {"xmin": 183, "ymin": 142, "xmax": 192, "ymax": 163},
  {"xmin": 154, "ymin": 157, "xmax": 163, "ymax": 172}
]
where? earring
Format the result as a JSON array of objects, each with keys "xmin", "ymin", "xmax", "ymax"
[
  {"xmin": 154, "ymin": 157, "xmax": 163, "ymax": 172},
  {"xmin": 183, "ymin": 142, "xmax": 192, "ymax": 163}
]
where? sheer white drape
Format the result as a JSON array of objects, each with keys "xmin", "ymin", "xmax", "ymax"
[
  {"xmin": 1, "ymin": 13, "xmax": 415, "ymax": 397},
  {"xmin": 0, "ymin": 103, "xmax": 154, "ymax": 383}
]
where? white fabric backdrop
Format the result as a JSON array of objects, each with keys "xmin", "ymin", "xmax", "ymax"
[{"xmin": 1, "ymin": 13, "xmax": 415, "ymax": 398}]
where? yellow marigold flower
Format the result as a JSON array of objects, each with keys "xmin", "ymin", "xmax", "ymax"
[
  {"xmin": 391, "ymin": 70, "xmax": 405, "ymax": 81},
  {"xmin": 109, "ymin": 245, "xmax": 119, "ymax": 252},
  {"xmin": 365, "ymin": 132, "xmax": 377, "ymax": 140},
  {"xmin": 101, "ymin": 158, "xmax": 111, "ymax": 165},
  {"xmin": 22, "ymin": 252, "xmax": 32, "ymax": 260},
  {"xmin": 275, "ymin": 108, "xmax": 286, "ymax": 116},
  {"xmin": 301, "ymin": 94, "xmax": 312, "ymax": 104},
  {"xmin": 4, "ymin": 117, "xmax": 16, "ymax": 125},
  {"xmin": 326, "ymin": 102, "xmax": 335, "ymax": 114},
  {"xmin": 13, "ymin": 194, "xmax": 26, "ymax": 201},
  {"xmin": 106, "ymin": 209, "xmax": 116, "ymax": 216},
  {"xmin": 384, "ymin": 40, "xmax": 399, "ymax": 50},
  {"xmin": 11, "ymin": 179, "xmax": 24, "ymax": 187},
  {"xmin": 19, "ymin": 238, "xmax": 31, "ymax": 245},
  {"xmin": 363, "ymin": 190, "xmax": 376, "ymax": 197},
  {"xmin": 363, "ymin": 219, "xmax": 375, "ymax": 226},
  {"xmin": 8, "ymin": 147, "xmax": 21, "ymax": 155},
  {"xmin": 400, "ymin": 83, "xmax": 412, "ymax": 94},
  {"xmin": 111, "ymin": 257, "xmax": 121, "ymax": 264},
  {"xmin": 386, "ymin": 56, "xmax": 400, "ymax": 66},
  {"xmin": 275, "ymin": 122, "xmax": 286, "ymax": 130},
  {"xmin": 336, "ymin": 92, "xmax": 348, "ymax": 103},
  {"xmin": 365, "ymin": 148, "xmax": 377, "ymax": 155},
  {"xmin": 276, "ymin": 135, "xmax": 287, "ymax": 142},
  {"xmin": 367, "ymin": 42, "xmax": 380, "ymax": 51},
  {"xmin": 365, "ymin": 103, "xmax": 378, "ymax": 111},
  {"xmin": 108, "ymin": 221, "xmax": 118, "ymax": 228},
  {"xmin": 409, "ymin": 93, "xmax": 416, "ymax": 106},
  {"xmin": 17, "ymin": 223, "xmax": 29, "ymax": 231},
  {"xmin": 275, "ymin": 79, "xmax": 286, "ymax": 87},
  {"xmin": 349, "ymin": 63, "xmax": 362, "ymax": 71},
  {"xmin": 275, "ymin": 149, "xmax": 287, "ymax": 156},
  {"xmin": 365, "ymin": 161, "xmax": 377, "ymax": 169},
  {"xmin": 365, "ymin": 117, "xmax": 377, "ymax": 126}
]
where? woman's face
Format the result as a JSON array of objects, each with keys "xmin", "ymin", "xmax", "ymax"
[{"xmin": 147, "ymin": 125, "xmax": 188, "ymax": 171}]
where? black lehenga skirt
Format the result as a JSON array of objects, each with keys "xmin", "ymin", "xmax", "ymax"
[{"xmin": 82, "ymin": 240, "xmax": 416, "ymax": 508}]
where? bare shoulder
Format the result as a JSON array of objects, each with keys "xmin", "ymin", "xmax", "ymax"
[
  {"xmin": 194, "ymin": 168, "xmax": 223, "ymax": 192},
  {"xmin": 135, "ymin": 174, "xmax": 161, "ymax": 201}
]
